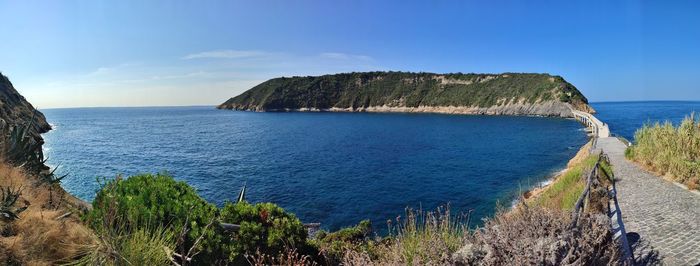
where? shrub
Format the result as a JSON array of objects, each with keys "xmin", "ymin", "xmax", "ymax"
[
  {"xmin": 340, "ymin": 206, "xmax": 620, "ymax": 265},
  {"xmin": 626, "ymin": 113, "xmax": 700, "ymax": 190},
  {"xmin": 456, "ymin": 206, "xmax": 621, "ymax": 265},
  {"xmin": 86, "ymin": 173, "xmax": 223, "ymax": 264},
  {"xmin": 343, "ymin": 206, "xmax": 469, "ymax": 265},
  {"xmin": 246, "ymin": 248, "xmax": 318, "ymax": 266},
  {"xmin": 219, "ymin": 201, "xmax": 311, "ymax": 263},
  {"xmin": 314, "ymin": 220, "xmax": 374, "ymax": 264}
]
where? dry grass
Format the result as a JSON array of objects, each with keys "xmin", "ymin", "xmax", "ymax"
[
  {"xmin": 246, "ymin": 248, "xmax": 318, "ymax": 266},
  {"xmin": 456, "ymin": 205, "xmax": 621, "ymax": 265},
  {"xmin": 338, "ymin": 205, "xmax": 621, "ymax": 266},
  {"xmin": 626, "ymin": 113, "xmax": 700, "ymax": 190},
  {"xmin": 341, "ymin": 206, "xmax": 469, "ymax": 265},
  {"xmin": 0, "ymin": 161, "xmax": 93, "ymax": 265},
  {"xmin": 336, "ymin": 141, "xmax": 620, "ymax": 265}
]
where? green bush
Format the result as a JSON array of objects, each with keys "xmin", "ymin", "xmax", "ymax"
[
  {"xmin": 86, "ymin": 173, "xmax": 223, "ymax": 264},
  {"xmin": 219, "ymin": 201, "xmax": 311, "ymax": 263},
  {"xmin": 316, "ymin": 219, "xmax": 371, "ymax": 243},
  {"xmin": 313, "ymin": 220, "xmax": 375, "ymax": 264}
]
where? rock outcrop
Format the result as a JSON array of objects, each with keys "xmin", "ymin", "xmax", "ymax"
[
  {"xmin": 218, "ymin": 72, "xmax": 595, "ymax": 118},
  {"xmin": 0, "ymin": 73, "xmax": 50, "ymax": 132},
  {"xmin": 0, "ymin": 72, "xmax": 51, "ymax": 165}
]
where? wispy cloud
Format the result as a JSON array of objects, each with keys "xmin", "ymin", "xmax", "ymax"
[
  {"xmin": 182, "ymin": 50, "xmax": 267, "ymax": 60},
  {"xmin": 87, "ymin": 63, "xmax": 141, "ymax": 76},
  {"xmin": 23, "ymin": 49, "xmax": 381, "ymax": 108},
  {"xmin": 319, "ymin": 52, "xmax": 373, "ymax": 61}
]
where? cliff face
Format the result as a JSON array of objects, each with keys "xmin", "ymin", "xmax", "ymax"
[
  {"xmin": 0, "ymin": 73, "xmax": 51, "ymax": 160},
  {"xmin": 218, "ymin": 72, "xmax": 595, "ymax": 117},
  {"xmin": 0, "ymin": 74, "xmax": 90, "ymax": 265}
]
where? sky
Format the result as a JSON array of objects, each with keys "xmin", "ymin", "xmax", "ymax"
[{"xmin": 1, "ymin": 0, "xmax": 699, "ymax": 108}]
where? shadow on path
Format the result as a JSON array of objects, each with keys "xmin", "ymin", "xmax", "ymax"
[{"xmin": 628, "ymin": 232, "xmax": 662, "ymax": 265}]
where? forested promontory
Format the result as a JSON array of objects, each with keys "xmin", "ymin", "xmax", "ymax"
[{"xmin": 218, "ymin": 72, "xmax": 594, "ymax": 117}]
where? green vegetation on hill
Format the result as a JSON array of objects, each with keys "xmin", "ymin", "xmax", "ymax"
[
  {"xmin": 626, "ymin": 113, "xmax": 700, "ymax": 190},
  {"xmin": 218, "ymin": 72, "xmax": 593, "ymax": 116}
]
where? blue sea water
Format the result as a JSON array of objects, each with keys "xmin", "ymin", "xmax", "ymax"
[
  {"xmin": 591, "ymin": 101, "xmax": 700, "ymax": 141},
  {"xmin": 42, "ymin": 107, "xmax": 588, "ymax": 231}
]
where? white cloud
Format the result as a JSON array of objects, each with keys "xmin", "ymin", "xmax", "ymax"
[
  {"xmin": 182, "ymin": 50, "xmax": 267, "ymax": 60},
  {"xmin": 22, "ymin": 49, "xmax": 381, "ymax": 108},
  {"xmin": 87, "ymin": 63, "xmax": 141, "ymax": 76}
]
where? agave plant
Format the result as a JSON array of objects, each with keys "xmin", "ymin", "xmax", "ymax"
[
  {"xmin": 0, "ymin": 186, "xmax": 27, "ymax": 220},
  {"xmin": 0, "ymin": 114, "xmax": 66, "ymax": 184}
]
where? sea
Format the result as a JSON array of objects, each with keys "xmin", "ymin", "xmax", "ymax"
[
  {"xmin": 39, "ymin": 101, "xmax": 700, "ymax": 231},
  {"xmin": 591, "ymin": 101, "xmax": 700, "ymax": 141}
]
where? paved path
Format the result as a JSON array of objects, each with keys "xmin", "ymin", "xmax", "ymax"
[
  {"xmin": 572, "ymin": 110, "xmax": 610, "ymax": 137},
  {"xmin": 597, "ymin": 137, "xmax": 700, "ymax": 265}
]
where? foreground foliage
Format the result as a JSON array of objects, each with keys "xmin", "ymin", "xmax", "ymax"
[
  {"xmin": 86, "ymin": 174, "xmax": 223, "ymax": 264},
  {"xmin": 85, "ymin": 173, "xmax": 312, "ymax": 265},
  {"xmin": 0, "ymin": 162, "xmax": 92, "ymax": 265},
  {"xmin": 220, "ymin": 201, "xmax": 312, "ymax": 264},
  {"xmin": 455, "ymin": 206, "xmax": 620, "ymax": 265},
  {"xmin": 337, "ymin": 205, "xmax": 620, "ymax": 266},
  {"xmin": 312, "ymin": 219, "xmax": 374, "ymax": 264},
  {"xmin": 78, "ymin": 164, "xmax": 622, "ymax": 265},
  {"xmin": 626, "ymin": 113, "xmax": 700, "ymax": 190},
  {"xmin": 70, "ymin": 224, "xmax": 175, "ymax": 266},
  {"xmin": 532, "ymin": 153, "xmax": 613, "ymax": 211}
]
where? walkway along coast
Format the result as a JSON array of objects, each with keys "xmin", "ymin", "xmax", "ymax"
[
  {"xmin": 572, "ymin": 109, "xmax": 700, "ymax": 265},
  {"xmin": 572, "ymin": 109, "xmax": 610, "ymax": 138}
]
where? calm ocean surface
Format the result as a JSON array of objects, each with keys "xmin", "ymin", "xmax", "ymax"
[
  {"xmin": 591, "ymin": 101, "xmax": 700, "ymax": 141},
  {"xmin": 42, "ymin": 107, "xmax": 590, "ymax": 231}
]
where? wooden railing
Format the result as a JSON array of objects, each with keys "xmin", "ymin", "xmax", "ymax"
[
  {"xmin": 569, "ymin": 150, "xmax": 605, "ymax": 229},
  {"xmin": 572, "ymin": 110, "xmax": 610, "ymax": 138},
  {"xmin": 569, "ymin": 149, "xmax": 635, "ymax": 264}
]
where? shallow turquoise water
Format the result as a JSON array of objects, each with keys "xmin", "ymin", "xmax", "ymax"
[{"xmin": 41, "ymin": 107, "xmax": 587, "ymax": 231}]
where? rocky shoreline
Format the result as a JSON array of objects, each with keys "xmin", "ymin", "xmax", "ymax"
[
  {"xmin": 225, "ymin": 100, "xmax": 587, "ymax": 118},
  {"xmin": 522, "ymin": 140, "xmax": 592, "ymax": 202}
]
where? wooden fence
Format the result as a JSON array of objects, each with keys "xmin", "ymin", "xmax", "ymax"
[{"xmin": 569, "ymin": 148, "xmax": 635, "ymax": 264}]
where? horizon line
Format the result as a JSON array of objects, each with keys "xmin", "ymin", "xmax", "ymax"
[{"xmin": 38, "ymin": 100, "xmax": 700, "ymax": 110}]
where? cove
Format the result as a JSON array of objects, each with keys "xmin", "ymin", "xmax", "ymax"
[{"xmin": 42, "ymin": 106, "xmax": 588, "ymax": 231}]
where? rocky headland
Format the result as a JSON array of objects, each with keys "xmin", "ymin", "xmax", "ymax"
[
  {"xmin": 218, "ymin": 72, "xmax": 595, "ymax": 118},
  {"xmin": 0, "ymin": 73, "xmax": 51, "ymax": 143}
]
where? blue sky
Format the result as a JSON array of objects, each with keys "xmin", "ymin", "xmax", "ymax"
[{"xmin": 1, "ymin": 1, "xmax": 699, "ymax": 108}]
